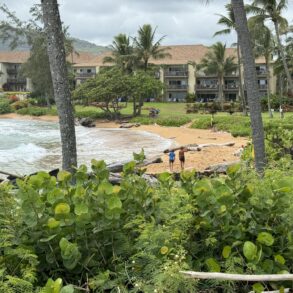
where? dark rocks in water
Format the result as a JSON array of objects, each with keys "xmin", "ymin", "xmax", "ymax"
[{"xmin": 79, "ymin": 117, "xmax": 96, "ymax": 128}]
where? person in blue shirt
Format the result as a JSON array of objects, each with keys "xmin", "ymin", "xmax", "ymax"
[{"xmin": 169, "ymin": 149, "xmax": 175, "ymax": 172}]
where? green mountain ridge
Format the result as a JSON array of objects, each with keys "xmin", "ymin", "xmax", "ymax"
[{"xmin": 0, "ymin": 37, "xmax": 110, "ymax": 55}]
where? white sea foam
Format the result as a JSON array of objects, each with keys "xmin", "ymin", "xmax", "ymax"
[{"xmin": 0, "ymin": 119, "xmax": 173, "ymax": 175}]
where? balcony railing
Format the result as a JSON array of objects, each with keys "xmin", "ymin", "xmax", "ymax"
[
  {"xmin": 259, "ymin": 84, "xmax": 268, "ymax": 90},
  {"xmin": 7, "ymin": 78, "xmax": 26, "ymax": 84},
  {"xmin": 167, "ymin": 84, "xmax": 188, "ymax": 90},
  {"xmin": 224, "ymin": 84, "xmax": 239, "ymax": 90},
  {"xmin": 256, "ymin": 70, "xmax": 267, "ymax": 76},
  {"xmin": 6, "ymin": 69, "xmax": 18, "ymax": 75},
  {"xmin": 164, "ymin": 71, "xmax": 188, "ymax": 77},
  {"xmin": 196, "ymin": 84, "xmax": 219, "ymax": 90},
  {"xmin": 75, "ymin": 72, "xmax": 96, "ymax": 78}
]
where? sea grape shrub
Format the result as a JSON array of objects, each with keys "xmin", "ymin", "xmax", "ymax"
[
  {"xmin": 1, "ymin": 161, "xmax": 293, "ymax": 292},
  {"xmin": 182, "ymin": 164, "xmax": 293, "ymax": 292}
]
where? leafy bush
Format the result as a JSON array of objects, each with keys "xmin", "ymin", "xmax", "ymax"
[
  {"xmin": 74, "ymin": 109, "xmax": 108, "ymax": 120},
  {"xmin": 0, "ymin": 98, "xmax": 12, "ymax": 114},
  {"xmin": 132, "ymin": 116, "xmax": 192, "ymax": 127},
  {"xmin": 1, "ymin": 162, "xmax": 293, "ymax": 292},
  {"xmin": 17, "ymin": 106, "xmax": 50, "ymax": 116},
  {"xmin": 11, "ymin": 100, "xmax": 30, "ymax": 110}
]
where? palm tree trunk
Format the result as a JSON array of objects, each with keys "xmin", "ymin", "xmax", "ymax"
[
  {"xmin": 266, "ymin": 56, "xmax": 273, "ymax": 118},
  {"xmin": 41, "ymin": 0, "xmax": 77, "ymax": 172},
  {"xmin": 232, "ymin": 0, "xmax": 266, "ymax": 173},
  {"xmin": 274, "ymin": 21, "xmax": 293, "ymax": 95},
  {"xmin": 237, "ymin": 41, "xmax": 247, "ymax": 115},
  {"xmin": 218, "ymin": 75, "xmax": 224, "ymax": 110}
]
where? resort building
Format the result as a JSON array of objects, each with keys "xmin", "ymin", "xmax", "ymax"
[
  {"xmin": 0, "ymin": 45, "xmax": 277, "ymax": 102},
  {"xmin": 72, "ymin": 44, "xmax": 277, "ymax": 102},
  {"xmin": 0, "ymin": 51, "xmax": 31, "ymax": 92}
]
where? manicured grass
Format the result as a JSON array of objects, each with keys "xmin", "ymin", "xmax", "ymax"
[
  {"xmin": 191, "ymin": 112, "xmax": 293, "ymax": 137},
  {"xmin": 14, "ymin": 102, "xmax": 293, "ymax": 137}
]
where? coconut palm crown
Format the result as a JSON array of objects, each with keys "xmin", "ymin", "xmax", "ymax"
[{"xmin": 133, "ymin": 24, "xmax": 171, "ymax": 71}]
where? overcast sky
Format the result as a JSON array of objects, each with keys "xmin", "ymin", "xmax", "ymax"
[{"xmin": 1, "ymin": 0, "xmax": 292, "ymax": 47}]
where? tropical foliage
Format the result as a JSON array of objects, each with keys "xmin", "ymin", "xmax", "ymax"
[
  {"xmin": 2, "ymin": 156, "xmax": 293, "ymax": 292},
  {"xmin": 73, "ymin": 68, "xmax": 164, "ymax": 117}
]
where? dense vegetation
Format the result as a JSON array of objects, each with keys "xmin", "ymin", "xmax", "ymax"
[{"xmin": 1, "ymin": 156, "xmax": 293, "ymax": 292}]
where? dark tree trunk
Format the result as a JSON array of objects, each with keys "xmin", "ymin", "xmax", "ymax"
[
  {"xmin": 218, "ymin": 75, "xmax": 224, "ymax": 110},
  {"xmin": 237, "ymin": 41, "xmax": 247, "ymax": 115},
  {"xmin": 41, "ymin": 0, "xmax": 77, "ymax": 172},
  {"xmin": 266, "ymin": 56, "xmax": 273, "ymax": 118},
  {"xmin": 232, "ymin": 0, "xmax": 266, "ymax": 173}
]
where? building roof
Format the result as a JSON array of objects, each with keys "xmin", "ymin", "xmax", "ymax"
[
  {"xmin": 0, "ymin": 51, "xmax": 30, "ymax": 63},
  {"xmin": 0, "ymin": 45, "xmax": 266, "ymax": 67}
]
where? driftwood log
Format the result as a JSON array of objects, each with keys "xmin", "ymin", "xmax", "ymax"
[
  {"xmin": 164, "ymin": 142, "xmax": 235, "ymax": 153},
  {"xmin": 107, "ymin": 156, "xmax": 162, "ymax": 173},
  {"xmin": 119, "ymin": 123, "xmax": 141, "ymax": 129},
  {"xmin": 204, "ymin": 161, "xmax": 240, "ymax": 174},
  {"xmin": 180, "ymin": 271, "xmax": 293, "ymax": 282}
]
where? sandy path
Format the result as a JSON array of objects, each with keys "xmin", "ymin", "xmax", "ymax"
[{"xmin": 0, "ymin": 114, "xmax": 248, "ymax": 173}]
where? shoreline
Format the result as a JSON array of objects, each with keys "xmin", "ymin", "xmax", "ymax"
[{"xmin": 0, "ymin": 113, "xmax": 248, "ymax": 173}]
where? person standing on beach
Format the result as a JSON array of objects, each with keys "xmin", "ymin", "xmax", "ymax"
[
  {"xmin": 179, "ymin": 147, "xmax": 187, "ymax": 170},
  {"xmin": 169, "ymin": 150, "xmax": 175, "ymax": 172}
]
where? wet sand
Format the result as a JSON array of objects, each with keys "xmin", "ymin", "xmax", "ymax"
[{"xmin": 0, "ymin": 113, "xmax": 248, "ymax": 173}]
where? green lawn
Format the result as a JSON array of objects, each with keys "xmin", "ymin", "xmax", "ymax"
[{"xmin": 15, "ymin": 102, "xmax": 293, "ymax": 137}]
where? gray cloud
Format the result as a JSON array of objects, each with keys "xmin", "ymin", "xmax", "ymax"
[{"xmin": 1, "ymin": 0, "xmax": 292, "ymax": 47}]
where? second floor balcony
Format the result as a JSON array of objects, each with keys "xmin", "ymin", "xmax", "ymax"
[
  {"xmin": 7, "ymin": 78, "xmax": 26, "ymax": 84},
  {"xmin": 196, "ymin": 83, "xmax": 219, "ymax": 90},
  {"xmin": 167, "ymin": 84, "xmax": 188, "ymax": 90},
  {"xmin": 164, "ymin": 70, "xmax": 188, "ymax": 77},
  {"xmin": 6, "ymin": 68, "xmax": 18, "ymax": 75},
  {"xmin": 75, "ymin": 72, "xmax": 96, "ymax": 78}
]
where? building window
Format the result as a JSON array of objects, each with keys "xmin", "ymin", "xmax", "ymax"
[{"xmin": 87, "ymin": 69, "xmax": 92, "ymax": 73}]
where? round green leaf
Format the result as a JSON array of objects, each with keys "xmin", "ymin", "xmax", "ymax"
[
  {"xmin": 257, "ymin": 232, "xmax": 274, "ymax": 246},
  {"xmin": 243, "ymin": 241, "xmax": 257, "ymax": 261},
  {"xmin": 55, "ymin": 203, "xmax": 70, "ymax": 215},
  {"xmin": 74, "ymin": 202, "xmax": 88, "ymax": 216},
  {"xmin": 107, "ymin": 196, "xmax": 122, "ymax": 210},
  {"xmin": 205, "ymin": 258, "xmax": 221, "ymax": 272},
  {"xmin": 60, "ymin": 285, "xmax": 75, "ymax": 293},
  {"xmin": 160, "ymin": 246, "xmax": 169, "ymax": 255},
  {"xmin": 57, "ymin": 170, "xmax": 72, "ymax": 182},
  {"xmin": 252, "ymin": 282, "xmax": 264, "ymax": 293},
  {"xmin": 222, "ymin": 246, "xmax": 232, "ymax": 259},
  {"xmin": 274, "ymin": 254, "xmax": 285, "ymax": 265},
  {"xmin": 47, "ymin": 218, "xmax": 60, "ymax": 229}
]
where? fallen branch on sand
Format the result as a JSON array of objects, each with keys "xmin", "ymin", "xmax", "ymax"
[
  {"xmin": 164, "ymin": 142, "xmax": 235, "ymax": 153},
  {"xmin": 107, "ymin": 156, "xmax": 162, "ymax": 173},
  {"xmin": 180, "ymin": 271, "xmax": 293, "ymax": 282}
]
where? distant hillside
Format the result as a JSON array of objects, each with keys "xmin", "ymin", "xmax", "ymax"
[
  {"xmin": 0, "ymin": 37, "xmax": 110, "ymax": 55},
  {"xmin": 71, "ymin": 38, "xmax": 110, "ymax": 54}
]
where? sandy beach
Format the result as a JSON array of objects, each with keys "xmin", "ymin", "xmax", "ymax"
[{"xmin": 0, "ymin": 113, "xmax": 248, "ymax": 173}]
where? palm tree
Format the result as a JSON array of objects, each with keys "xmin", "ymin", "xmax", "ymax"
[
  {"xmin": 214, "ymin": 4, "xmax": 247, "ymax": 115},
  {"xmin": 203, "ymin": 0, "xmax": 266, "ymax": 173},
  {"xmin": 231, "ymin": 0, "xmax": 266, "ymax": 173},
  {"xmin": 103, "ymin": 33, "xmax": 137, "ymax": 74},
  {"xmin": 249, "ymin": 20, "xmax": 275, "ymax": 118},
  {"xmin": 250, "ymin": 0, "xmax": 293, "ymax": 94},
  {"xmin": 133, "ymin": 24, "xmax": 171, "ymax": 71},
  {"xmin": 199, "ymin": 42, "xmax": 237, "ymax": 109}
]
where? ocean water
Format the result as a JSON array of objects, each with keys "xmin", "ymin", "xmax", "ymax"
[{"xmin": 0, "ymin": 119, "xmax": 173, "ymax": 176}]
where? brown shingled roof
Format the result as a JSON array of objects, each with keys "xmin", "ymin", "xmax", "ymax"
[
  {"xmin": 0, "ymin": 51, "xmax": 30, "ymax": 63},
  {"xmin": 0, "ymin": 45, "xmax": 266, "ymax": 66}
]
